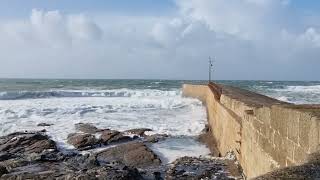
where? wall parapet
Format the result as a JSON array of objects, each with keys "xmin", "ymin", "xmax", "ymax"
[{"xmin": 182, "ymin": 83, "xmax": 320, "ymax": 178}]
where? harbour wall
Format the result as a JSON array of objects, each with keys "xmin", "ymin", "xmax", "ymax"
[{"xmin": 182, "ymin": 83, "xmax": 320, "ymax": 178}]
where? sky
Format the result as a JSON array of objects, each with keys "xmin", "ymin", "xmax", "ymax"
[{"xmin": 0, "ymin": 0, "xmax": 320, "ymax": 80}]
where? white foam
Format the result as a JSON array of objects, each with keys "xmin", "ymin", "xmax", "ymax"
[
  {"xmin": 279, "ymin": 85, "xmax": 320, "ymax": 93},
  {"xmin": 0, "ymin": 89, "xmax": 207, "ymax": 150},
  {"xmin": 266, "ymin": 85, "xmax": 320, "ymax": 104},
  {"xmin": 150, "ymin": 137, "xmax": 211, "ymax": 164}
]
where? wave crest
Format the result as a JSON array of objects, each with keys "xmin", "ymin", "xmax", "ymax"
[{"xmin": 0, "ymin": 89, "xmax": 181, "ymax": 100}]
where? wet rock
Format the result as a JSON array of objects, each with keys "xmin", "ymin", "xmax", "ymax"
[
  {"xmin": 198, "ymin": 126, "xmax": 220, "ymax": 157},
  {"xmin": 97, "ymin": 142, "xmax": 161, "ymax": 168},
  {"xmin": 75, "ymin": 123, "xmax": 100, "ymax": 134},
  {"xmin": 0, "ymin": 153, "xmax": 13, "ymax": 162},
  {"xmin": 64, "ymin": 153, "xmax": 99, "ymax": 170},
  {"xmin": 125, "ymin": 128, "xmax": 152, "ymax": 136},
  {"xmin": 99, "ymin": 130, "xmax": 134, "ymax": 145},
  {"xmin": 1, "ymin": 162, "xmax": 70, "ymax": 179},
  {"xmin": 108, "ymin": 133, "xmax": 134, "ymax": 144},
  {"xmin": 166, "ymin": 156, "xmax": 243, "ymax": 180},
  {"xmin": 37, "ymin": 123, "xmax": 53, "ymax": 127},
  {"xmin": 144, "ymin": 134, "xmax": 168, "ymax": 143},
  {"xmin": 99, "ymin": 130, "xmax": 121, "ymax": 144},
  {"xmin": 67, "ymin": 133, "xmax": 99, "ymax": 150},
  {"xmin": 0, "ymin": 131, "xmax": 57, "ymax": 155},
  {"xmin": 1, "ymin": 162, "xmax": 144, "ymax": 180},
  {"xmin": 0, "ymin": 166, "xmax": 8, "ymax": 177},
  {"xmin": 27, "ymin": 150, "xmax": 66, "ymax": 162},
  {"xmin": 71, "ymin": 166, "xmax": 143, "ymax": 180}
]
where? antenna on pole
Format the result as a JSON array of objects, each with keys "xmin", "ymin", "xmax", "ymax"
[{"xmin": 208, "ymin": 56, "xmax": 213, "ymax": 83}]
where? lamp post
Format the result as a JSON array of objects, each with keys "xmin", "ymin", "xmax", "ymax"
[{"xmin": 209, "ymin": 57, "xmax": 213, "ymax": 83}]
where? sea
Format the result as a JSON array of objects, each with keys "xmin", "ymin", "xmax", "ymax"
[{"xmin": 0, "ymin": 79, "xmax": 319, "ymax": 163}]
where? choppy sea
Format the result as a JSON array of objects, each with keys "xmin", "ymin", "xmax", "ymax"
[{"xmin": 0, "ymin": 79, "xmax": 319, "ymax": 163}]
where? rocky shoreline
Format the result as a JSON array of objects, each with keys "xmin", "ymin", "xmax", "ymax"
[{"xmin": 0, "ymin": 123, "xmax": 243, "ymax": 179}]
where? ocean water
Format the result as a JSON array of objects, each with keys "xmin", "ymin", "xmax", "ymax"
[{"xmin": 0, "ymin": 79, "xmax": 319, "ymax": 162}]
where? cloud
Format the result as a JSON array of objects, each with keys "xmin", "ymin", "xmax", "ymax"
[
  {"xmin": 2, "ymin": 9, "xmax": 102, "ymax": 48},
  {"xmin": 0, "ymin": 2, "xmax": 319, "ymax": 80}
]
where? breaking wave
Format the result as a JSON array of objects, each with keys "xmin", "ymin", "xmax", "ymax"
[
  {"xmin": 0, "ymin": 89, "xmax": 180, "ymax": 100},
  {"xmin": 264, "ymin": 85, "xmax": 320, "ymax": 104}
]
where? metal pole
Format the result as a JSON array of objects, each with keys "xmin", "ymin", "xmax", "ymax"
[
  {"xmin": 209, "ymin": 57, "xmax": 212, "ymax": 83},
  {"xmin": 209, "ymin": 58, "xmax": 211, "ymax": 83}
]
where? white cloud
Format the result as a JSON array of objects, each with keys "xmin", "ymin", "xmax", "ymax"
[
  {"xmin": 67, "ymin": 14, "xmax": 102, "ymax": 41},
  {"xmin": 0, "ymin": 2, "xmax": 319, "ymax": 80},
  {"xmin": 299, "ymin": 28, "xmax": 320, "ymax": 47}
]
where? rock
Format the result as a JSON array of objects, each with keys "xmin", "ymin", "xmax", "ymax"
[
  {"xmin": 27, "ymin": 150, "xmax": 65, "ymax": 162},
  {"xmin": 255, "ymin": 163, "xmax": 320, "ymax": 179},
  {"xmin": 144, "ymin": 134, "xmax": 168, "ymax": 143},
  {"xmin": 125, "ymin": 128, "xmax": 152, "ymax": 136},
  {"xmin": 198, "ymin": 126, "xmax": 220, "ymax": 156},
  {"xmin": 99, "ymin": 130, "xmax": 121, "ymax": 144},
  {"xmin": 0, "ymin": 131, "xmax": 57, "ymax": 155},
  {"xmin": 0, "ymin": 166, "xmax": 8, "ymax": 177},
  {"xmin": 96, "ymin": 142, "xmax": 161, "ymax": 168},
  {"xmin": 37, "ymin": 123, "xmax": 53, "ymax": 127},
  {"xmin": 1, "ymin": 161, "xmax": 143, "ymax": 180},
  {"xmin": 70, "ymin": 166, "xmax": 143, "ymax": 180},
  {"xmin": 108, "ymin": 133, "xmax": 134, "ymax": 144},
  {"xmin": 166, "ymin": 156, "xmax": 243, "ymax": 180},
  {"xmin": 64, "ymin": 154, "xmax": 99, "ymax": 170},
  {"xmin": 75, "ymin": 123, "xmax": 100, "ymax": 134},
  {"xmin": 1, "ymin": 162, "xmax": 70, "ymax": 179},
  {"xmin": 0, "ymin": 153, "xmax": 13, "ymax": 162},
  {"xmin": 67, "ymin": 133, "xmax": 99, "ymax": 150},
  {"xmin": 99, "ymin": 130, "xmax": 133, "ymax": 145}
]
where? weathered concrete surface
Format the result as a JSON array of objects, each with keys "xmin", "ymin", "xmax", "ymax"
[{"xmin": 182, "ymin": 83, "xmax": 320, "ymax": 178}]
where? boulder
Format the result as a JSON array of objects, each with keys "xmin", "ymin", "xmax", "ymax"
[
  {"xmin": 64, "ymin": 153, "xmax": 99, "ymax": 170},
  {"xmin": 0, "ymin": 131, "xmax": 57, "ymax": 155},
  {"xmin": 96, "ymin": 142, "xmax": 161, "ymax": 168},
  {"xmin": 75, "ymin": 123, "xmax": 100, "ymax": 134},
  {"xmin": 99, "ymin": 130, "xmax": 133, "ymax": 145},
  {"xmin": 67, "ymin": 133, "xmax": 99, "ymax": 150},
  {"xmin": 0, "ymin": 166, "xmax": 8, "ymax": 177},
  {"xmin": 37, "ymin": 123, "xmax": 53, "ymax": 127},
  {"xmin": 1, "ymin": 159, "xmax": 143, "ymax": 180},
  {"xmin": 124, "ymin": 128, "xmax": 152, "ymax": 136},
  {"xmin": 99, "ymin": 130, "xmax": 120, "ymax": 144},
  {"xmin": 166, "ymin": 156, "xmax": 243, "ymax": 180}
]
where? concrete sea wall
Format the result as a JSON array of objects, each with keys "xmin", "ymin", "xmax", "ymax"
[{"xmin": 182, "ymin": 83, "xmax": 320, "ymax": 178}]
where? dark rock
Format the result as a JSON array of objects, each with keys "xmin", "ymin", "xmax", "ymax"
[
  {"xmin": 1, "ymin": 162, "xmax": 70, "ymax": 179},
  {"xmin": 0, "ymin": 157, "xmax": 29, "ymax": 170},
  {"xmin": 166, "ymin": 156, "xmax": 243, "ymax": 180},
  {"xmin": 198, "ymin": 126, "xmax": 220, "ymax": 157},
  {"xmin": 97, "ymin": 142, "xmax": 161, "ymax": 168},
  {"xmin": 0, "ymin": 131, "xmax": 57, "ymax": 155},
  {"xmin": 1, "ymin": 162, "xmax": 144, "ymax": 180},
  {"xmin": 75, "ymin": 123, "xmax": 100, "ymax": 134},
  {"xmin": 27, "ymin": 150, "xmax": 66, "ymax": 162},
  {"xmin": 0, "ymin": 153, "xmax": 13, "ymax": 162},
  {"xmin": 125, "ymin": 128, "xmax": 152, "ymax": 136},
  {"xmin": 99, "ymin": 130, "xmax": 121, "ymax": 144},
  {"xmin": 64, "ymin": 153, "xmax": 99, "ymax": 170},
  {"xmin": 144, "ymin": 134, "xmax": 168, "ymax": 143},
  {"xmin": 108, "ymin": 133, "xmax": 134, "ymax": 144},
  {"xmin": 0, "ymin": 166, "xmax": 8, "ymax": 177},
  {"xmin": 67, "ymin": 133, "xmax": 99, "ymax": 150},
  {"xmin": 99, "ymin": 130, "xmax": 134, "ymax": 145},
  {"xmin": 37, "ymin": 123, "xmax": 53, "ymax": 127}
]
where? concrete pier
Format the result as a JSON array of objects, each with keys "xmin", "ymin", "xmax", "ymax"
[{"xmin": 182, "ymin": 83, "xmax": 320, "ymax": 178}]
